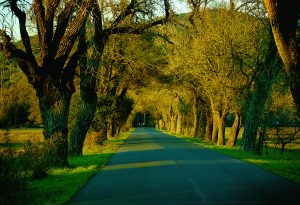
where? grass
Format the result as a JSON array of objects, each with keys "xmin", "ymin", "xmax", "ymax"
[
  {"xmin": 0, "ymin": 129, "xmax": 43, "ymax": 144},
  {"xmin": 161, "ymin": 129, "xmax": 300, "ymax": 184},
  {"xmin": 2, "ymin": 130, "xmax": 132, "ymax": 205}
]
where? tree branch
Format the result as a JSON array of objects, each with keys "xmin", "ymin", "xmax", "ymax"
[
  {"xmin": 103, "ymin": 0, "xmax": 171, "ymax": 35},
  {"xmin": 9, "ymin": 0, "xmax": 37, "ymax": 67},
  {"xmin": 61, "ymin": 19, "xmax": 87, "ymax": 93},
  {"xmin": 92, "ymin": 0, "xmax": 108, "ymax": 53},
  {"xmin": 111, "ymin": 0, "xmax": 136, "ymax": 29},
  {"xmin": 33, "ymin": 0, "xmax": 47, "ymax": 56},
  {"xmin": 0, "ymin": 30, "xmax": 38, "ymax": 84},
  {"xmin": 36, "ymin": 0, "xmax": 61, "ymax": 62},
  {"xmin": 54, "ymin": 0, "xmax": 92, "ymax": 70},
  {"xmin": 52, "ymin": 0, "xmax": 78, "ymax": 56}
]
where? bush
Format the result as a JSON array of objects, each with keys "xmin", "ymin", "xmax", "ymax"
[
  {"xmin": 22, "ymin": 141, "xmax": 54, "ymax": 180},
  {"xmin": 0, "ymin": 136, "xmax": 30, "ymax": 201}
]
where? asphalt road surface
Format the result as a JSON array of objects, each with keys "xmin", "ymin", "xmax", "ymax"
[{"xmin": 68, "ymin": 128, "xmax": 300, "ymax": 205}]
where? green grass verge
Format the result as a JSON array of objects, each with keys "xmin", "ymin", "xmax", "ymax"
[
  {"xmin": 161, "ymin": 130, "xmax": 300, "ymax": 184},
  {"xmin": 8, "ymin": 131, "xmax": 131, "ymax": 205}
]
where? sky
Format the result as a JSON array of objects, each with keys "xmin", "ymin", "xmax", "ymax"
[{"xmin": 1, "ymin": 0, "xmax": 232, "ymax": 41}]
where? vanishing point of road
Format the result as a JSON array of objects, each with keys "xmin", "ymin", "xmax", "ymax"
[{"xmin": 68, "ymin": 128, "xmax": 300, "ymax": 205}]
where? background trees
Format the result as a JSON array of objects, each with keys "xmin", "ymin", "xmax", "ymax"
[
  {"xmin": 0, "ymin": 0, "xmax": 299, "ymax": 162},
  {"xmin": 0, "ymin": 0, "xmax": 172, "ymax": 161}
]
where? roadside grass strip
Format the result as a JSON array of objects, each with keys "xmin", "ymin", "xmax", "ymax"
[
  {"xmin": 3, "ymin": 131, "xmax": 131, "ymax": 205},
  {"xmin": 160, "ymin": 129, "xmax": 300, "ymax": 184}
]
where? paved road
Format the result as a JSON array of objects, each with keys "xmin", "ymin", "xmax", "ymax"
[{"xmin": 68, "ymin": 128, "xmax": 300, "ymax": 205}]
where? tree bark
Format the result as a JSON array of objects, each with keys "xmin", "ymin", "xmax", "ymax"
[
  {"xmin": 110, "ymin": 119, "xmax": 117, "ymax": 138},
  {"xmin": 264, "ymin": 0, "xmax": 300, "ymax": 116},
  {"xmin": 69, "ymin": 86, "xmax": 97, "ymax": 155},
  {"xmin": 205, "ymin": 109, "xmax": 213, "ymax": 141},
  {"xmin": 176, "ymin": 113, "xmax": 183, "ymax": 135},
  {"xmin": 212, "ymin": 110, "xmax": 219, "ymax": 143},
  {"xmin": 226, "ymin": 112, "xmax": 242, "ymax": 147},
  {"xmin": 217, "ymin": 110, "xmax": 228, "ymax": 146},
  {"xmin": 198, "ymin": 109, "xmax": 206, "ymax": 138},
  {"xmin": 192, "ymin": 96, "xmax": 200, "ymax": 137},
  {"xmin": 69, "ymin": 21, "xmax": 98, "ymax": 156},
  {"xmin": 170, "ymin": 114, "xmax": 177, "ymax": 133},
  {"xmin": 242, "ymin": 79, "xmax": 271, "ymax": 150},
  {"xmin": 241, "ymin": 28, "xmax": 278, "ymax": 151},
  {"xmin": 36, "ymin": 81, "xmax": 72, "ymax": 166}
]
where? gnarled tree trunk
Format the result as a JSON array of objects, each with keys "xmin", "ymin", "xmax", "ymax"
[
  {"xmin": 69, "ymin": 22, "xmax": 99, "ymax": 156},
  {"xmin": 37, "ymin": 81, "xmax": 72, "ymax": 166}
]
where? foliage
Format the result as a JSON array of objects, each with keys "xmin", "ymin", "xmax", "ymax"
[
  {"xmin": 114, "ymin": 95, "xmax": 134, "ymax": 128},
  {"xmin": 0, "ymin": 68, "xmax": 42, "ymax": 128},
  {"xmin": 0, "ymin": 131, "xmax": 30, "ymax": 202},
  {"xmin": 2, "ymin": 130, "xmax": 131, "ymax": 205},
  {"xmin": 91, "ymin": 95, "xmax": 114, "ymax": 132},
  {"xmin": 21, "ymin": 141, "xmax": 55, "ymax": 179}
]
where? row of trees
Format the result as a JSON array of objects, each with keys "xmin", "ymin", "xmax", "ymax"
[
  {"xmin": 0, "ymin": 0, "xmax": 299, "ymax": 166},
  {"xmin": 0, "ymin": 0, "xmax": 171, "ymax": 166},
  {"xmin": 130, "ymin": 0, "xmax": 299, "ymax": 153}
]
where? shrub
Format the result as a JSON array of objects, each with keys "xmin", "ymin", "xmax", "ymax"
[
  {"xmin": 0, "ymin": 134, "xmax": 30, "ymax": 201},
  {"xmin": 22, "ymin": 141, "xmax": 54, "ymax": 180}
]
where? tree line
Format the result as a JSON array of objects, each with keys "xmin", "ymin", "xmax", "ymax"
[{"xmin": 0, "ymin": 0, "xmax": 299, "ymax": 167}]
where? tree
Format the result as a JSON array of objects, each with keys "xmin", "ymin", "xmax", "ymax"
[
  {"xmin": 69, "ymin": 0, "xmax": 171, "ymax": 155},
  {"xmin": 263, "ymin": 0, "xmax": 300, "ymax": 116},
  {"xmin": 241, "ymin": 28, "xmax": 281, "ymax": 151},
  {"xmin": 0, "ymin": 0, "xmax": 91, "ymax": 166}
]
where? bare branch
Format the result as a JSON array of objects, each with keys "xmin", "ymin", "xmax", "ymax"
[
  {"xmin": 54, "ymin": 0, "xmax": 92, "ymax": 69},
  {"xmin": 33, "ymin": 0, "xmax": 47, "ymax": 55},
  {"xmin": 52, "ymin": 0, "xmax": 77, "ymax": 55},
  {"xmin": 8, "ymin": 0, "xmax": 36, "ymax": 66},
  {"xmin": 0, "ymin": 30, "xmax": 38, "ymax": 83},
  {"xmin": 111, "ymin": 0, "xmax": 136, "ymax": 29}
]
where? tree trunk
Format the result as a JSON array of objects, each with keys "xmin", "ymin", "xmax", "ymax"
[
  {"xmin": 217, "ymin": 110, "xmax": 228, "ymax": 146},
  {"xmin": 242, "ymin": 26, "xmax": 278, "ymax": 151},
  {"xmin": 192, "ymin": 97, "xmax": 200, "ymax": 137},
  {"xmin": 205, "ymin": 108, "xmax": 213, "ymax": 141},
  {"xmin": 198, "ymin": 109, "xmax": 206, "ymax": 138},
  {"xmin": 158, "ymin": 119, "xmax": 163, "ymax": 130},
  {"xmin": 37, "ymin": 82, "xmax": 72, "ymax": 167},
  {"xmin": 69, "ymin": 66, "xmax": 97, "ymax": 155},
  {"xmin": 176, "ymin": 113, "xmax": 183, "ymax": 135},
  {"xmin": 166, "ymin": 114, "xmax": 171, "ymax": 131},
  {"xmin": 170, "ymin": 114, "xmax": 177, "ymax": 133},
  {"xmin": 116, "ymin": 126, "xmax": 121, "ymax": 137},
  {"xmin": 264, "ymin": 0, "xmax": 300, "ymax": 116},
  {"xmin": 241, "ymin": 80, "xmax": 271, "ymax": 150},
  {"xmin": 212, "ymin": 110, "xmax": 219, "ymax": 143},
  {"xmin": 69, "ymin": 24, "xmax": 98, "ymax": 156},
  {"xmin": 155, "ymin": 120, "xmax": 159, "ymax": 129},
  {"xmin": 110, "ymin": 119, "xmax": 117, "ymax": 138},
  {"xmin": 226, "ymin": 112, "xmax": 242, "ymax": 147}
]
